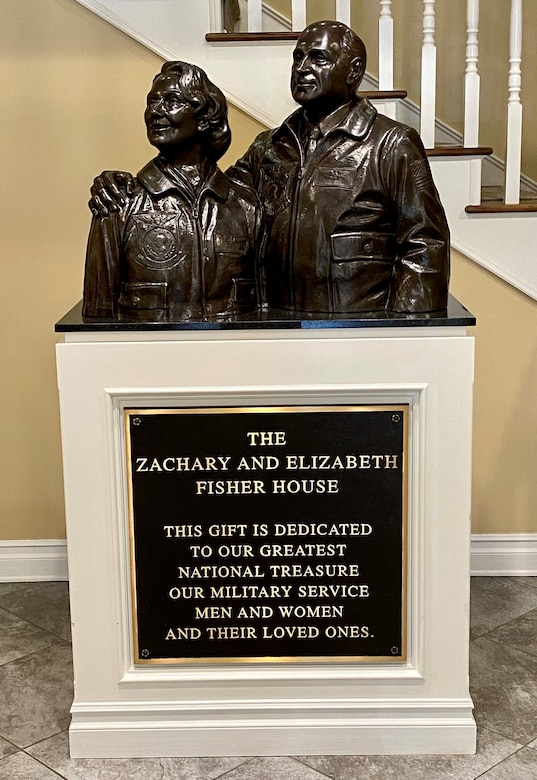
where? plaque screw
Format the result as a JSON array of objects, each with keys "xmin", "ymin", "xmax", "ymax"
[
  {"xmin": 391, "ymin": 646, "xmax": 399, "ymax": 655},
  {"xmin": 133, "ymin": 418, "xmax": 141, "ymax": 426},
  {"xmin": 392, "ymin": 414, "xmax": 400, "ymax": 423},
  {"xmin": 141, "ymin": 649, "xmax": 149, "ymax": 658}
]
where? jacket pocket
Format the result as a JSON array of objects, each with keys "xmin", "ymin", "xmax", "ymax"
[
  {"xmin": 214, "ymin": 235, "xmax": 249, "ymax": 255},
  {"xmin": 331, "ymin": 232, "xmax": 394, "ymax": 262},
  {"xmin": 314, "ymin": 167, "xmax": 356, "ymax": 189},
  {"xmin": 230, "ymin": 277, "xmax": 256, "ymax": 310},
  {"xmin": 119, "ymin": 281, "xmax": 168, "ymax": 310}
]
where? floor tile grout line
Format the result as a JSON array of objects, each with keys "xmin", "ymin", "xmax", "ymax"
[
  {"xmin": 471, "ymin": 604, "xmax": 537, "ymax": 644},
  {"xmin": 20, "ymin": 749, "xmax": 69, "ymax": 780},
  {"xmin": 212, "ymin": 755, "xmax": 338, "ymax": 780},
  {"xmin": 22, "ymin": 727, "xmax": 71, "ymax": 755},
  {"xmin": 0, "ymin": 609, "xmax": 70, "ymax": 644},
  {"xmin": 211, "ymin": 756, "xmax": 260, "ymax": 779},
  {"xmin": 506, "ymin": 576, "xmax": 537, "ymax": 590},
  {"xmin": 470, "ymin": 630, "xmax": 537, "ymax": 665},
  {"xmin": 0, "ymin": 637, "xmax": 71, "ymax": 672},
  {"xmin": 0, "ymin": 603, "xmax": 71, "ymax": 644},
  {"xmin": 295, "ymin": 756, "xmax": 338, "ymax": 779},
  {"xmin": 472, "ymin": 745, "xmax": 533, "ymax": 779}
]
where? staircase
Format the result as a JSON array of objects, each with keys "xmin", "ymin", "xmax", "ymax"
[{"xmin": 72, "ymin": 0, "xmax": 537, "ymax": 302}]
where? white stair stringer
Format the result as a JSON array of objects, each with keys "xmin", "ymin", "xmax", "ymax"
[
  {"xmin": 73, "ymin": 0, "xmax": 537, "ymax": 302},
  {"xmin": 73, "ymin": 0, "xmax": 297, "ymax": 128},
  {"xmin": 430, "ymin": 157, "xmax": 537, "ymax": 301}
]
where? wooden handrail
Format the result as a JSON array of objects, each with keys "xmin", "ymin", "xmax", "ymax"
[
  {"xmin": 206, "ymin": 32, "xmax": 299, "ymax": 42},
  {"xmin": 426, "ymin": 145, "xmax": 493, "ymax": 157}
]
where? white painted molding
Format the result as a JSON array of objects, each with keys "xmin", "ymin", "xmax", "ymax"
[
  {"xmin": 470, "ymin": 534, "xmax": 537, "ymax": 576},
  {"xmin": 69, "ymin": 698, "xmax": 476, "ymax": 757},
  {"xmin": 0, "ymin": 536, "xmax": 534, "ymax": 581},
  {"xmin": 262, "ymin": 2, "xmax": 292, "ymax": 31},
  {"xmin": 0, "ymin": 540, "xmax": 68, "ymax": 582}
]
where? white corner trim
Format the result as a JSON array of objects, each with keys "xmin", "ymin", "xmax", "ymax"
[
  {"xmin": 0, "ymin": 540, "xmax": 68, "ymax": 582},
  {"xmin": 0, "ymin": 536, "xmax": 534, "ymax": 581},
  {"xmin": 471, "ymin": 534, "xmax": 537, "ymax": 576}
]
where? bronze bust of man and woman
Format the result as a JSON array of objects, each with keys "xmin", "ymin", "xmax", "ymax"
[{"xmin": 84, "ymin": 20, "xmax": 450, "ymax": 322}]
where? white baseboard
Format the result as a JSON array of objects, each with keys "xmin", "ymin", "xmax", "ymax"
[
  {"xmin": 0, "ymin": 540, "xmax": 68, "ymax": 582},
  {"xmin": 470, "ymin": 534, "xmax": 537, "ymax": 576},
  {"xmin": 0, "ymin": 536, "xmax": 535, "ymax": 582}
]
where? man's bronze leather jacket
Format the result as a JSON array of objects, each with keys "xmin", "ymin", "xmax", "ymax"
[{"xmin": 229, "ymin": 98, "xmax": 449, "ymax": 313}]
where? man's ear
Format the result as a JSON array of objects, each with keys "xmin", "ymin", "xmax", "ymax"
[
  {"xmin": 197, "ymin": 118, "xmax": 209, "ymax": 133},
  {"xmin": 346, "ymin": 57, "xmax": 365, "ymax": 90}
]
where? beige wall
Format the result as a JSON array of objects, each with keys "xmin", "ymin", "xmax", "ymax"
[
  {"xmin": 451, "ymin": 251, "xmax": 537, "ymax": 534},
  {"xmin": 1, "ymin": 0, "xmax": 536, "ymax": 541},
  {"xmin": 0, "ymin": 0, "xmax": 264, "ymax": 540}
]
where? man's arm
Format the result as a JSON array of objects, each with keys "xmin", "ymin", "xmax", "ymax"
[{"xmin": 385, "ymin": 127, "xmax": 450, "ymax": 312}]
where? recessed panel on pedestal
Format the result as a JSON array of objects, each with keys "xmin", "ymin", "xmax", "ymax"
[{"xmin": 125, "ymin": 405, "xmax": 408, "ymax": 664}]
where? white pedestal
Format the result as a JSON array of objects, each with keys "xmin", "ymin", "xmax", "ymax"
[{"xmin": 56, "ymin": 309, "xmax": 476, "ymax": 757}]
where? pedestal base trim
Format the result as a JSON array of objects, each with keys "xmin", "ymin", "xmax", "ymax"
[{"xmin": 69, "ymin": 699, "xmax": 476, "ymax": 757}]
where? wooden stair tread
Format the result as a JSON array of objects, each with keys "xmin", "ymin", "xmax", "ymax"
[
  {"xmin": 466, "ymin": 185, "xmax": 537, "ymax": 213},
  {"xmin": 466, "ymin": 201, "xmax": 537, "ymax": 213}
]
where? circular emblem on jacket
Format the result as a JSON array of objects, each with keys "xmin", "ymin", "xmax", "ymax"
[{"xmin": 132, "ymin": 211, "xmax": 187, "ymax": 270}]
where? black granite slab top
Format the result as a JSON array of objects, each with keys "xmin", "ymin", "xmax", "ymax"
[{"xmin": 55, "ymin": 296, "xmax": 475, "ymax": 332}]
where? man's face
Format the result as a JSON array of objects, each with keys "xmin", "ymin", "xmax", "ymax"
[
  {"xmin": 291, "ymin": 24, "xmax": 353, "ymax": 111},
  {"xmin": 145, "ymin": 75, "xmax": 199, "ymax": 149}
]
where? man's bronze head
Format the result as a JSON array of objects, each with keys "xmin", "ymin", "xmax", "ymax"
[{"xmin": 291, "ymin": 20, "xmax": 366, "ymax": 115}]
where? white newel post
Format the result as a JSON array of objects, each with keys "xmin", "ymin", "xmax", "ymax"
[
  {"xmin": 378, "ymin": 0, "xmax": 395, "ymax": 119},
  {"xmin": 56, "ymin": 312, "xmax": 476, "ymax": 758},
  {"xmin": 505, "ymin": 0, "xmax": 523, "ymax": 204},
  {"xmin": 291, "ymin": 0, "xmax": 307, "ymax": 31},
  {"xmin": 379, "ymin": 0, "xmax": 394, "ymax": 90},
  {"xmin": 247, "ymin": 0, "xmax": 263, "ymax": 32},
  {"xmin": 464, "ymin": 0, "xmax": 482, "ymax": 205},
  {"xmin": 335, "ymin": 0, "xmax": 351, "ymax": 26},
  {"xmin": 420, "ymin": 0, "xmax": 437, "ymax": 148}
]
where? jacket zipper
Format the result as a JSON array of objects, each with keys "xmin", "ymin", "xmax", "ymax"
[
  {"xmin": 192, "ymin": 201, "xmax": 207, "ymax": 320},
  {"xmin": 286, "ymin": 124, "xmax": 305, "ymax": 310}
]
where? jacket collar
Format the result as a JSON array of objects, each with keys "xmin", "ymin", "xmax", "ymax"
[
  {"xmin": 281, "ymin": 97, "xmax": 378, "ymax": 143},
  {"xmin": 137, "ymin": 158, "xmax": 230, "ymax": 200}
]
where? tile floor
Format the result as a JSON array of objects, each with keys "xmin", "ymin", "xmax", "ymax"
[{"xmin": 0, "ymin": 577, "xmax": 536, "ymax": 779}]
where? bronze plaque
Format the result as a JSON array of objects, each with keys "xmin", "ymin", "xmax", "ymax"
[{"xmin": 125, "ymin": 405, "xmax": 408, "ymax": 664}]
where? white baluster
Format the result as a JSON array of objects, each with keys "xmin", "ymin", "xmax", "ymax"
[
  {"xmin": 378, "ymin": 1, "xmax": 395, "ymax": 119},
  {"xmin": 420, "ymin": 0, "xmax": 437, "ymax": 148},
  {"xmin": 379, "ymin": 1, "xmax": 393, "ymax": 91},
  {"xmin": 247, "ymin": 0, "xmax": 263, "ymax": 32},
  {"xmin": 505, "ymin": 0, "xmax": 523, "ymax": 204},
  {"xmin": 291, "ymin": 0, "xmax": 307, "ymax": 31},
  {"xmin": 335, "ymin": 0, "xmax": 351, "ymax": 26},
  {"xmin": 464, "ymin": 0, "xmax": 481, "ymax": 204},
  {"xmin": 209, "ymin": 0, "xmax": 224, "ymax": 33}
]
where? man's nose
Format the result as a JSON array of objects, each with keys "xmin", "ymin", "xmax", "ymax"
[{"xmin": 295, "ymin": 55, "xmax": 310, "ymax": 72}]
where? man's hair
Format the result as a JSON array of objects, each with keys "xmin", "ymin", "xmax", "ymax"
[
  {"xmin": 338, "ymin": 23, "xmax": 367, "ymax": 73},
  {"xmin": 157, "ymin": 61, "xmax": 231, "ymax": 161}
]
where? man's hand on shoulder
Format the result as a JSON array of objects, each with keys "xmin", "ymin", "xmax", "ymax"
[{"xmin": 89, "ymin": 171, "xmax": 137, "ymax": 216}]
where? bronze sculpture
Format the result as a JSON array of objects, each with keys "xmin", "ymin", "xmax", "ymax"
[
  {"xmin": 83, "ymin": 61, "xmax": 260, "ymax": 321},
  {"xmin": 88, "ymin": 21, "xmax": 450, "ymax": 317}
]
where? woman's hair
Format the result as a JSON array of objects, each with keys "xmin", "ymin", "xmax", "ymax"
[{"xmin": 157, "ymin": 61, "xmax": 231, "ymax": 161}]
